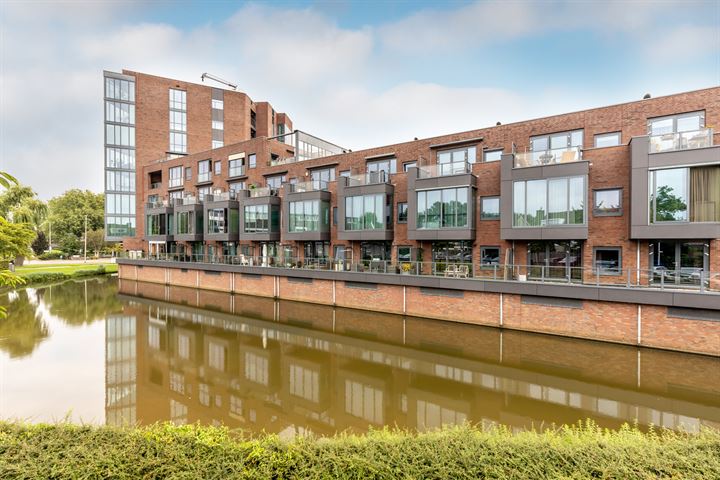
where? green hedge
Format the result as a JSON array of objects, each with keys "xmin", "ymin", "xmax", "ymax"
[
  {"xmin": 18, "ymin": 265, "xmax": 110, "ymax": 285},
  {"xmin": 37, "ymin": 249, "xmax": 65, "ymax": 260},
  {"xmin": 0, "ymin": 422, "xmax": 718, "ymax": 479}
]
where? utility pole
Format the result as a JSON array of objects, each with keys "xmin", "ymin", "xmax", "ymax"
[
  {"xmin": 48, "ymin": 222, "xmax": 52, "ymax": 251},
  {"xmin": 84, "ymin": 214, "xmax": 88, "ymax": 263}
]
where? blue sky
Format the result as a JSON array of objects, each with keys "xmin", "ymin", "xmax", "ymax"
[{"xmin": 1, "ymin": 0, "xmax": 719, "ymax": 198}]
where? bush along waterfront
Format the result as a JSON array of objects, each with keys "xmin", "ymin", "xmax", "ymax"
[
  {"xmin": 14, "ymin": 264, "xmax": 117, "ymax": 285},
  {"xmin": 0, "ymin": 421, "xmax": 718, "ymax": 479}
]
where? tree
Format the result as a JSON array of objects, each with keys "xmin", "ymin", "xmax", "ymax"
[
  {"xmin": 0, "ymin": 217, "xmax": 34, "ymax": 260},
  {"xmin": 0, "ymin": 184, "xmax": 34, "ymax": 218},
  {"xmin": 47, "ymin": 189, "xmax": 104, "ymax": 240},
  {"xmin": 58, "ymin": 232, "xmax": 81, "ymax": 256},
  {"xmin": 86, "ymin": 229, "xmax": 106, "ymax": 256},
  {"xmin": 31, "ymin": 231, "xmax": 49, "ymax": 255},
  {"xmin": 0, "ymin": 172, "xmax": 27, "ymax": 318},
  {"xmin": 10, "ymin": 197, "xmax": 48, "ymax": 231}
]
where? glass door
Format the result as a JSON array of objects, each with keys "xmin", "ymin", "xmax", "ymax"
[{"xmin": 651, "ymin": 240, "xmax": 709, "ymax": 287}]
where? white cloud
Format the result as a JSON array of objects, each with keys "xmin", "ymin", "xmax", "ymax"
[{"xmin": 0, "ymin": 0, "xmax": 716, "ymax": 200}]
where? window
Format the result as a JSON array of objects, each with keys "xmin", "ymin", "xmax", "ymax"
[
  {"xmin": 481, "ymin": 196, "xmax": 500, "ymax": 220},
  {"xmin": 207, "ymin": 208, "xmax": 227, "ymax": 234},
  {"xmin": 106, "ymin": 171, "xmax": 135, "ymax": 192},
  {"xmin": 176, "ymin": 211, "xmax": 191, "ymax": 234},
  {"xmin": 169, "ymin": 166, "xmax": 183, "ymax": 188},
  {"xmin": 593, "ymin": 188, "xmax": 622, "ymax": 216},
  {"xmin": 105, "ymin": 148, "xmax": 135, "ymax": 169},
  {"xmin": 345, "ymin": 194, "xmax": 385, "ymax": 230},
  {"xmin": 198, "ymin": 160, "xmax": 211, "ymax": 183},
  {"xmin": 289, "ymin": 200, "xmax": 330, "ymax": 232},
  {"xmin": 146, "ymin": 213, "xmax": 168, "ymax": 235},
  {"xmin": 106, "ymin": 125, "xmax": 135, "ymax": 147},
  {"xmin": 339, "ymin": 170, "xmax": 351, "ymax": 178},
  {"xmin": 184, "ymin": 167, "xmax": 192, "ymax": 181},
  {"xmin": 437, "ymin": 146, "xmax": 477, "ymax": 166},
  {"xmin": 169, "ymin": 89, "xmax": 187, "ymax": 153},
  {"xmin": 212, "ymin": 140, "xmax": 223, "ymax": 149},
  {"xmin": 512, "ymin": 176, "xmax": 585, "ymax": 227},
  {"xmin": 245, "ymin": 352, "xmax": 269, "ymax": 386},
  {"xmin": 208, "ymin": 342, "xmax": 226, "ymax": 371},
  {"xmin": 248, "ymin": 153, "xmax": 256, "ymax": 169},
  {"xmin": 416, "ymin": 187, "xmax": 468, "ymax": 229},
  {"xmin": 310, "ymin": 167, "xmax": 335, "ymax": 183},
  {"xmin": 228, "ymin": 157, "xmax": 244, "ymax": 177},
  {"xmin": 594, "ymin": 132, "xmax": 621, "ymax": 148},
  {"xmin": 366, "ymin": 157, "xmax": 397, "ymax": 174},
  {"xmin": 397, "ymin": 202, "xmax": 408, "ymax": 223},
  {"xmin": 228, "ymin": 182, "xmax": 245, "ymax": 195},
  {"xmin": 244, "ymin": 205, "xmax": 279, "ymax": 233},
  {"xmin": 105, "ymin": 101, "xmax": 135, "ymax": 124},
  {"xmin": 403, "ymin": 161, "xmax": 417, "ymax": 172},
  {"xmin": 650, "ymin": 165, "xmax": 720, "ymax": 223},
  {"xmin": 197, "ymin": 186, "xmax": 211, "ymax": 201},
  {"xmin": 647, "ymin": 112, "xmax": 708, "ymax": 153},
  {"xmin": 483, "ymin": 149, "xmax": 503, "ymax": 162},
  {"xmin": 105, "ymin": 77, "xmax": 135, "ymax": 102},
  {"xmin": 214, "ymin": 161, "xmax": 221, "ymax": 175},
  {"xmin": 289, "ymin": 364, "xmax": 319, "ymax": 402},
  {"xmin": 593, "ymin": 247, "xmax": 621, "ymax": 275},
  {"xmin": 531, "ymin": 129, "xmax": 583, "ymax": 153},
  {"xmin": 265, "ymin": 174, "xmax": 286, "ymax": 189},
  {"xmin": 397, "ymin": 246, "xmax": 412, "ymax": 262},
  {"xmin": 481, "ymin": 247, "xmax": 500, "ymax": 268},
  {"xmin": 169, "ymin": 190, "xmax": 183, "ymax": 200},
  {"xmin": 648, "ymin": 111, "xmax": 704, "ymax": 135}
]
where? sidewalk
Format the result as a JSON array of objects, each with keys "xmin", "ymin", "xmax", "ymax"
[{"xmin": 23, "ymin": 258, "xmax": 117, "ymax": 266}]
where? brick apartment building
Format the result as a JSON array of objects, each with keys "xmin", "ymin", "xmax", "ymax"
[{"xmin": 104, "ymin": 70, "xmax": 720, "ymax": 288}]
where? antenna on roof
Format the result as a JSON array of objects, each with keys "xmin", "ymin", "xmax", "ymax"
[{"xmin": 201, "ymin": 73, "xmax": 237, "ymax": 90}]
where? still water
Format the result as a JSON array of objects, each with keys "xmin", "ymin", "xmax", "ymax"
[{"xmin": 1, "ymin": 277, "xmax": 719, "ymax": 435}]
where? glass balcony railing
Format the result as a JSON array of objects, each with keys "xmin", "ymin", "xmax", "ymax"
[
  {"xmin": 168, "ymin": 178, "xmax": 183, "ymax": 188},
  {"xmin": 182, "ymin": 196, "xmax": 200, "ymax": 205},
  {"xmin": 146, "ymin": 199, "xmax": 170, "ymax": 209},
  {"xmin": 249, "ymin": 187, "xmax": 277, "ymax": 197},
  {"xmin": 210, "ymin": 191, "xmax": 236, "ymax": 201},
  {"xmin": 418, "ymin": 162, "xmax": 471, "ymax": 178},
  {"xmin": 197, "ymin": 172, "xmax": 211, "ymax": 183},
  {"xmin": 289, "ymin": 180, "xmax": 329, "ymax": 193},
  {"xmin": 228, "ymin": 165, "xmax": 245, "ymax": 177},
  {"xmin": 513, "ymin": 146, "xmax": 582, "ymax": 168},
  {"xmin": 649, "ymin": 128, "xmax": 713, "ymax": 153},
  {"xmin": 345, "ymin": 171, "xmax": 388, "ymax": 186}
]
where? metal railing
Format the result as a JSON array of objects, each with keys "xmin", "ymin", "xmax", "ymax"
[
  {"xmin": 181, "ymin": 196, "xmax": 200, "ymax": 205},
  {"xmin": 513, "ymin": 146, "xmax": 582, "ymax": 168},
  {"xmin": 289, "ymin": 180, "xmax": 329, "ymax": 193},
  {"xmin": 649, "ymin": 128, "xmax": 713, "ymax": 153},
  {"xmin": 145, "ymin": 200, "xmax": 171, "ymax": 209},
  {"xmin": 418, "ymin": 162, "xmax": 471, "ymax": 178},
  {"xmin": 149, "ymin": 182, "xmax": 162, "ymax": 190},
  {"xmin": 209, "ymin": 191, "xmax": 236, "ymax": 201},
  {"xmin": 121, "ymin": 253, "xmax": 720, "ymax": 293},
  {"xmin": 345, "ymin": 171, "xmax": 388, "ymax": 186}
]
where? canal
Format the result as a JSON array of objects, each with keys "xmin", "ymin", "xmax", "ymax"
[{"xmin": 1, "ymin": 276, "xmax": 718, "ymax": 436}]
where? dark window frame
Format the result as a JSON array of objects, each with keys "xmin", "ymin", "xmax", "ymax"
[
  {"xmin": 480, "ymin": 246, "xmax": 501, "ymax": 269},
  {"xmin": 593, "ymin": 187, "xmax": 623, "ymax": 217},
  {"xmin": 592, "ymin": 246, "xmax": 622, "ymax": 275},
  {"xmin": 397, "ymin": 202, "xmax": 408, "ymax": 223}
]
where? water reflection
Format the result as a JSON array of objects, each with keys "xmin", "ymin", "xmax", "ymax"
[{"xmin": 113, "ymin": 279, "xmax": 720, "ymax": 435}]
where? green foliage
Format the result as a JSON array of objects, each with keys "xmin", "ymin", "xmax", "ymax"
[
  {"xmin": 0, "ymin": 422, "xmax": 718, "ymax": 479},
  {"xmin": 0, "ymin": 289, "xmax": 48, "ymax": 357},
  {"xmin": 0, "ymin": 217, "xmax": 35, "ymax": 260},
  {"xmin": 0, "ymin": 171, "xmax": 19, "ymax": 189},
  {"xmin": 86, "ymin": 228, "xmax": 106, "ymax": 255},
  {"xmin": 653, "ymin": 185, "xmax": 688, "ymax": 221},
  {"xmin": 47, "ymin": 189, "xmax": 104, "ymax": 240},
  {"xmin": 0, "ymin": 184, "xmax": 34, "ymax": 218},
  {"xmin": 17, "ymin": 265, "xmax": 116, "ymax": 286},
  {"xmin": 31, "ymin": 231, "xmax": 49, "ymax": 256},
  {"xmin": 10, "ymin": 197, "xmax": 48, "ymax": 231},
  {"xmin": 57, "ymin": 232, "xmax": 81, "ymax": 255},
  {"xmin": 38, "ymin": 249, "xmax": 64, "ymax": 260}
]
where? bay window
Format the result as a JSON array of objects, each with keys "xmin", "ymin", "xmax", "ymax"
[
  {"xmin": 650, "ymin": 165, "xmax": 720, "ymax": 223},
  {"xmin": 345, "ymin": 194, "xmax": 385, "ymax": 230},
  {"xmin": 416, "ymin": 187, "xmax": 468, "ymax": 229},
  {"xmin": 289, "ymin": 200, "xmax": 330, "ymax": 232},
  {"xmin": 513, "ymin": 176, "xmax": 585, "ymax": 227}
]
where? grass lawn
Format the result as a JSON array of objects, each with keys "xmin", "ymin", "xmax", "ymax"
[{"xmin": 16, "ymin": 263, "xmax": 118, "ymax": 276}]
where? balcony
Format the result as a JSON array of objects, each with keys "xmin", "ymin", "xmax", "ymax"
[
  {"xmin": 345, "ymin": 171, "xmax": 388, "ymax": 186},
  {"xmin": 249, "ymin": 186, "xmax": 278, "ymax": 197},
  {"xmin": 228, "ymin": 165, "xmax": 245, "ymax": 178},
  {"xmin": 289, "ymin": 180, "xmax": 329, "ymax": 193},
  {"xmin": 649, "ymin": 128, "xmax": 713, "ymax": 154},
  {"xmin": 513, "ymin": 146, "xmax": 582, "ymax": 168},
  {"xmin": 209, "ymin": 191, "xmax": 236, "ymax": 201},
  {"xmin": 182, "ymin": 195, "xmax": 201, "ymax": 205},
  {"xmin": 168, "ymin": 178, "xmax": 183, "ymax": 189},
  {"xmin": 146, "ymin": 199, "xmax": 170, "ymax": 209},
  {"xmin": 418, "ymin": 161, "xmax": 471, "ymax": 178},
  {"xmin": 149, "ymin": 182, "xmax": 161, "ymax": 190}
]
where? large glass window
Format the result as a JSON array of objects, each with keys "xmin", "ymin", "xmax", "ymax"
[
  {"xmin": 650, "ymin": 166, "xmax": 720, "ymax": 223},
  {"xmin": 528, "ymin": 241, "xmax": 582, "ymax": 280},
  {"xmin": 480, "ymin": 196, "xmax": 500, "ymax": 220},
  {"xmin": 512, "ymin": 176, "xmax": 585, "ymax": 227},
  {"xmin": 146, "ymin": 214, "xmax": 168, "ymax": 236},
  {"xmin": 594, "ymin": 247, "xmax": 621, "ymax": 275},
  {"xmin": 529, "ymin": 129, "xmax": 583, "ymax": 163},
  {"xmin": 266, "ymin": 174, "xmax": 286, "ymax": 189},
  {"xmin": 366, "ymin": 158, "xmax": 397, "ymax": 174},
  {"xmin": 289, "ymin": 200, "xmax": 330, "ymax": 232},
  {"xmin": 105, "ymin": 77, "xmax": 135, "ymax": 102},
  {"xmin": 244, "ymin": 205, "xmax": 279, "ymax": 233},
  {"xmin": 229, "ymin": 158, "xmax": 244, "ymax": 177},
  {"xmin": 345, "ymin": 194, "xmax": 384, "ymax": 230},
  {"xmin": 105, "ymin": 148, "xmax": 135, "ymax": 169},
  {"xmin": 169, "ymin": 166, "xmax": 183, "ymax": 188},
  {"xmin": 206, "ymin": 208, "xmax": 237, "ymax": 235},
  {"xmin": 437, "ymin": 146, "xmax": 476, "ymax": 165},
  {"xmin": 594, "ymin": 132, "xmax": 621, "ymax": 148},
  {"xmin": 105, "ymin": 101, "xmax": 135, "ymax": 124},
  {"xmin": 169, "ymin": 89, "xmax": 187, "ymax": 154},
  {"xmin": 432, "ymin": 241, "xmax": 472, "ymax": 264},
  {"xmin": 593, "ymin": 188, "xmax": 622, "ymax": 216},
  {"xmin": 310, "ymin": 167, "xmax": 335, "ymax": 183},
  {"xmin": 648, "ymin": 111, "xmax": 703, "ymax": 135},
  {"xmin": 416, "ymin": 187, "xmax": 469, "ymax": 229},
  {"xmin": 106, "ymin": 125, "xmax": 135, "ymax": 147},
  {"xmin": 483, "ymin": 149, "xmax": 503, "ymax": 162},
  {"xmin": 106, "ymin": 171, "xmax": 135, "ymax": 192},
  {"xmin": 176, "ymin": 211, "xmax": 191, "ymax": 235},
  {"xmin": 198, "ymin": 160, "xmax": 211, "ymax": 183}
]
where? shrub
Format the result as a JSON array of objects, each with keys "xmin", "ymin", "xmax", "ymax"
[{"xmin": 38, "ymin": 249, "xmax": 64, "ymax": 260}]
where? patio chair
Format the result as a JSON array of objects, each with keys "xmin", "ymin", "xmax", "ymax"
[
  {"xmin": 444, "ymin": 265, "xmax": 457, "ymax": 278},
  {"xmin": 456, "ymin": 265, "xmax": 469, "ymax": 278}
]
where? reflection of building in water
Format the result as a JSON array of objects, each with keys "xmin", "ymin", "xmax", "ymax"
[
  {"xmin": 105, "ymin": 315, "xmax": 137, "ymax": 425},
  {"xmin": 112, "ymin": 281, "xmax": 720, "ymax": 434}
]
